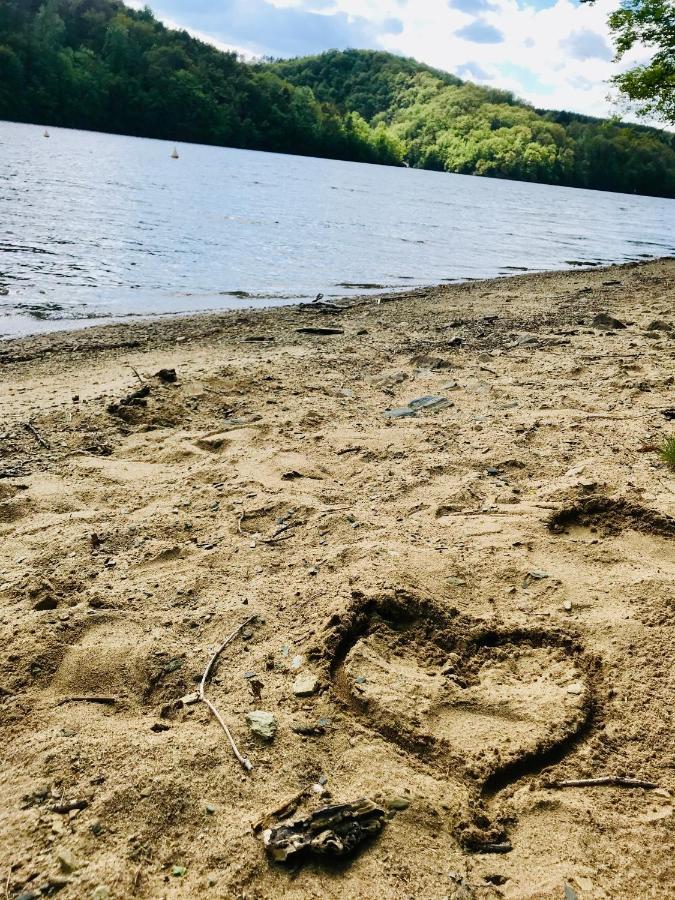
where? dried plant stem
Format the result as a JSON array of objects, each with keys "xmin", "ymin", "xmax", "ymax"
[
  {"xmin": 199, "ymin": 616, "xmax": 257, "ymax": 772},
  {"xmin": 24, "ymin": 421, "xmax": 50, "ymax": 449},
  {"xmin": 552, "ymin": 776, "xmax": 657, "ymax": 790}
]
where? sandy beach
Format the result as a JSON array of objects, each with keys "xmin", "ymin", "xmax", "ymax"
[{"xmin": 1, "ymin": 258, "xmax": 674, "ymax": 899}]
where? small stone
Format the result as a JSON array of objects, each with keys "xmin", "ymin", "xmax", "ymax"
[
  {"xmin": 205, "ymin": 804, "xmax": 216, "ymax": 815},
  {"xmin": 171, "ymin": 865, "xmax": 187, "ymax": 878},
  {"xmin": 57, "ymin": 848, "xmax": 79, "ymax": 873},
  {"xmin": 646, "ymin": 319, "xmax": 671, "ymax": 332},
  {"xmin": 567, "ymin": 683, "xmax": 584, "ymax": 695},
  {"xmin": 354, "ymin": 676, "xmax": 367, "ymax": 684},
  {"xmin": 290, "ymin": 655, "xmax": 304, "ymax": 670},
  {"xmin": 386, "ymin": 795, "xmax": 411, "ymax": 811},
  {"xmin": 90, "ymin": 820, "xmax": 103, "ymax": 836},
  {"xmin": 246, "ymin": 710, "xmax": 277, "ymax": 741},
  {"xmin": 293, "ymin": 673, "xmax": 318, "ymax": 696},
  {"xmin": 155, "ymin": 368, "xmax": 178, "ymax": 383},
  {"xmin": 563, "ymin": 601, "xmax": 573, "ymax": 612},
  {"xmin": 163, "ymin": 657, "xmax": 183, "ymax": 674},
  {"xmin": 291, "ymin": 720, "xmax": 326, "ymax": 736},
  {"xmin": 34, "ymin": 596, "xmax": 58, "ymax": 611},
  {"xmin": 592, "ymin": 313, "xmax": 626, "ymax": 330},
  {"xmin": 91, "ymin": 887, "xmax": 110, "ymax": 900},
  {"xmin": 241, "ymin": 626, "xmax": 254, "ymax": 640}
]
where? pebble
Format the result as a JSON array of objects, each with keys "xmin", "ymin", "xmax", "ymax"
[
  {"xmin": 33, "ymin": 596, "xmax": 58, "ymax": 611},
  {"xmin": 290, "ymin": 655, "xmax": 304, "ymax": 670},
  {"xmin": 242, "ymin": 626, "xmax": 254, "ymax": 640},
  {"xmin": 91, "ymin": 887, "xmax": 110, "ymax": 900},
  {"xmin": 386, "ymin": 795, "xmax": 411, "ymax": 811},
  {"xmin": 246, "ymin": 710, "xmax": 277, "ymax": 741},
  {"xmin": 56, "ymin": 848, "xmax": 79, "ymax": 873},
  {"xmin": 205, "ymin": 803, "xmax": 216, "ymax": 815},
  {"xmin": 567, "ymin": 683, "xmax": 584, "ymax": 695},
  {"xmin": 171, "ymin": 866, "xmax": 187, "ymax": 877},
  {"xmin": 293, "ymin": 673, "xmax": 318, "ymax": 696},
  {"xmin": 592, "ymin": 313, "xmax": 626, "ymax": 330}
]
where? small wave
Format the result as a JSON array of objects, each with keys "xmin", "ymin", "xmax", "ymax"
[
  {"xmin": 0, "ymin": 243, "xmax": 54, "ymax": 255},
  {"xmin": 335, "ymin": 282, "xmax": 387, "ymax": 290}
]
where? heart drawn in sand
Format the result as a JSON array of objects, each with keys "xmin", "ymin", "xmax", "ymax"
[{"xmin": 321, "ymin": 592, "xmax": 597, "ymax": 849}]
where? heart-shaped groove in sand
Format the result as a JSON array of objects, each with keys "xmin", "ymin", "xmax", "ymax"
[{"xmin": 314, "ymin": 590, "xmax": 601, "ymax": 852}]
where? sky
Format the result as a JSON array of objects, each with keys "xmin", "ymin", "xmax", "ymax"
[{"xmin": 127, "ymin": 0, "xmax": 654, "ymax": 123}]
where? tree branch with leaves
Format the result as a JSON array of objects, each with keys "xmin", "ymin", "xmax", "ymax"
[{"xmin": 584, "ymin": 0, "xmax": 675, "ymax": 123}]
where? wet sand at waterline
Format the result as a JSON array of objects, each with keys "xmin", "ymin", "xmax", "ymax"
[{"xmin": 0, "ymin": 259, "xmax": 674, "ymax": 899}]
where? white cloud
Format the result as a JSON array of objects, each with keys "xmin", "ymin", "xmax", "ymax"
[
  {"xmin": 267, "ymin": 0, "xmax": 660, "ymax": 123},
  {"xmin": 130, "ymin": 0, "xmax": 665, "ymax": 125}
]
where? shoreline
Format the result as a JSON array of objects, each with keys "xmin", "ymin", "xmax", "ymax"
[
  {"xmin": 1, "ymin": 258, "xmax": 674, "ymax": 899},
  {"xmin": 1, "ymin": 257, "xmax": 672, "ymax": 365}
]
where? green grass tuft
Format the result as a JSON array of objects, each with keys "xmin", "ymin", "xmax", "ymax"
[{"xmin": 661, "ymin": 434, "xmax": 675, "ymax": 471}]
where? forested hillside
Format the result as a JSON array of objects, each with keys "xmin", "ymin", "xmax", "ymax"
[
  {"xmin": 271, "ymin": 50, "xmax": 675, "ymax": 197},
  {"xmin": 0, "ymin": 0, "xmax": 402, "ymax": 164},
  {"xmin": 1, "ymin": 0, "xmax": 674, "ymax": 196}
]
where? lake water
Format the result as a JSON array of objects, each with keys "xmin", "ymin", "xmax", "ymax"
[{"xmin": 1, "ymin": 120, "xmax": 674, "ymax": 339}]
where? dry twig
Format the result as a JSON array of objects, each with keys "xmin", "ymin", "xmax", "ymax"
[
  {"xmin": 551, "ymin": 776, "xmax": 658, "ymax": 790},
  {"xmin": 24, "ymin": 421, "xmax": 50, "ymax": 449},
  {"xmin": 198, "ymin": 616, "xmax": 257, "ymax": 772},
  {"xmin": 57, "ymin": 695, "xmax": 117, "ymax": 706},
  {"xmin": 127, "ymin": 364, "xmax": 145, "ymax": 385}
]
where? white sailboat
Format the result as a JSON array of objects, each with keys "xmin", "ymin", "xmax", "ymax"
[
  {"xmin": 171, "ymin": 146, "xmax": 179, "ymax": 159},
  {"xmin": 43, "ymin": 129, "xmax": 50, "ymax": 138}
]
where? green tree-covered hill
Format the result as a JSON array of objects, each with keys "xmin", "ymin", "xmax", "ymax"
[{"xmin": 1, "ymin": 1, "xmax": 674, "ymax": 197}]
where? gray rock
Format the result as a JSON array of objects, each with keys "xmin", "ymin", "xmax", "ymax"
[
  {"xmin": 592, "ymin": 313, "xmax": 626, "ymax": 330},
  {"xmin": 646, "ymin": 319, "xmax": 672, "ymax": 332},
  {"xmin": 384, "ymin": 396, "xmax": 452, "ymax": 419},
  {"xmin": 246, "ymin": 710, "xmax": 277, "ymax": 741},
  {"xmin": 385, "ymin": 795, "xmax": 411, "ymax": 811}
]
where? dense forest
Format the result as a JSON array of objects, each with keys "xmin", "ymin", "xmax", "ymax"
[{"xmin": 1, "ymin": 0, "xmax": 674, "ymax": 197}]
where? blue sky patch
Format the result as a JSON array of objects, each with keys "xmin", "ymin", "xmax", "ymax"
[{"xmin": 455, "ymin": 19, "xmax": 505, "ymax": 44}]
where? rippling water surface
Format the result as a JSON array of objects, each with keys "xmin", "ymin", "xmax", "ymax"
[{"xmin": 1, "ymin": 120, "xmax": 673, "ymax": 338}]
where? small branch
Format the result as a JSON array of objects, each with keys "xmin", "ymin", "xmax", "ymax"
[
  {"xmin": 24, "ymin": 421, "xmax": 50, "ymax": 449},
  {"xmin": 127, "ymin": 364, "xmax": 145, "ymax": 385},
  {"xmin": 261, "ymin": 520, "xmax": 305, "ymax": 544},
  {"xmin": 57, "ymin": 695, "xmax": 117, "ymax": 706},
  {"xmin": 551, "ymin": 776, "xmax": 658, "ymax": 790},
  {"xmin": 198, "ymin": 616, "xmax": 257, "ymax": 772}
]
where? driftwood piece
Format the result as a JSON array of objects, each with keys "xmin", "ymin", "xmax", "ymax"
[
  {"xmin": 263, "ymin": 798, "xmax": 385, "ymax": 862},
  {"xmin": 253, "ymin": 786, "xmax": 313, "ymax": 833}
]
